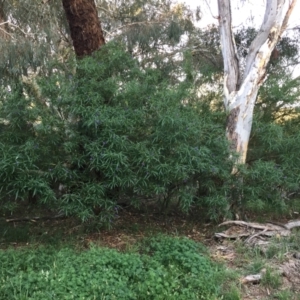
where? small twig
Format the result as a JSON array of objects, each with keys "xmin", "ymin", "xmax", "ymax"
[
  {"xmin": 104, "ymin": 20, "xmax": 170, "ymax": 37},
  {"xmin": 6, "ymin": 213, "xmax": 66, "ymax": 223},
  {"xmin": 1, "ymin": 21, "xmax": 32, "ymax": 38},
  {"xmin": 204, "ymin": 0, "xmax": 219, "ymax": 19},
  {"xmin": 246, "ymin": 229, "xmax": 268, "ymax": 243},
  {"xmin": 219, "ymin": 220, "xmax": 270, "ymax": 231},
  {"xmin": 0, "ymin": 27, "xmax": 14, "ymax": 39}
]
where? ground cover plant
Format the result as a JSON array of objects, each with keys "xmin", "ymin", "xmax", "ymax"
[
  {"xmin": 0, "ymin": 235, "xmax": 224, "ymax": 300},
  {"xmin": 1, "ymin": 203, "xmax": 300, "ymax": 299}
]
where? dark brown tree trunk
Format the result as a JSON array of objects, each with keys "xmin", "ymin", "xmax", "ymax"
[
  {"xmin": 0, "ymin": 2, "xmax": 9, "ymax": 40},
  {"xmin": 62, "ymin": 0, "xmax": 105, "ymax": 57}
]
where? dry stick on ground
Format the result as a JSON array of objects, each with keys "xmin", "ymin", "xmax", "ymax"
[
  {"xmin": 6, "ymin": 213, "xmax": 66, "ymax": 223},
  {"xmin": 215, "ymin": 219, "xmax": 300, "ymax": 285},
  {"xmin": 215, "ymin": 220, "xmax": 300, "ymax": 240},
  {"xmin": 241, "ymin": 274, "xmax": 262, "ymax": 284}
]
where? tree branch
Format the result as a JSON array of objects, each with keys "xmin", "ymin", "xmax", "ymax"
[
  {"xmin": 243, "ymin": 0, "xmax": 278, "ymax": 80},
  {"xmin": 217, "ymin": 0, "xmax": 240, "ymax": 97},
  {"xmin": 280, "ymin": 0, "xmax": 297, "ymax": 35}
]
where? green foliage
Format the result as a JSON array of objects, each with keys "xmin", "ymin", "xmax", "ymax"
[
  {"xmin": 261, "ymin": 267, "xmax": 282, "ymax": 289},
  {"xmin": 99, "ymin": 0, "xmax": 194, "ymax": 55},
  {"xmin": 238, "ymin": 71, "xmax": 300, "ymax": 214},
  {"xmin": 0, "ymin": 42, "xmax": 231, "ymax": 223},
  {"xmin": 245, "ymin": 260, "xmax": 265, "ymax": 274},
  {"xmin": 274, "ymin": 289, "xmax": 295, "ymax": 300},
  {"xmin": 2, "ymin": 1, "xmax": 300, "ymax": 221},
  {"xmin": 0, "ymin": 236, "xmax": 223, "ymax": 299},
  {"xmin": 185, "ymin": 26, "xmax": 300, "ymax": 217},
  {"xmin": 0, "ymin": 0, "xmax": 69, "ymax": 85},
  {"xmin": 221, "ymin": 286, "xmax": 241, "ymax": 300},
  {"xmin": 234, "ymin": 27, "xmax": 300, "ymax": 73},
  {"xmin": 140, "ymin": 235, "xmax": 221, "ymax": 298},
  {"xmin": 186, "ymin": 25, "xmax": 223, "ymax": 84},
  {"xmin": 1, "ymin": 0, "xmax": 195, "ymax": 86}
]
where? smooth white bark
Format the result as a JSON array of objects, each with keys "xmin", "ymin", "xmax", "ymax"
[{"xmin": 217, "ymin": 0, "xmax": 297, "ymax": 165}]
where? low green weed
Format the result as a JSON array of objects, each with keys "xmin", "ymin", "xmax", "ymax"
[
  {"xmin": 245, "ymin": 259, "xmax": 265, "ymax": 274},
  {"xmin": 274, "ymin": 289, "xmax": 295, "ymax": 300},
  {"xmin": 265, "ymin": 243, "xmax": 281, "ymax": 259},
  {"xmin": 221, "ymin": 285, "xmax": 241, "ymax": 300},
  {"xmin": 261, "ymin": 267, "xmax": 282, "ymax": 289},
  {"xmin": 0, "ymin": 235, "xmax": 225, "ymax": 299}
]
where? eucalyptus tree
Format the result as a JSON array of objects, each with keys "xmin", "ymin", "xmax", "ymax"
[
  {"xmin": 218, "ymin": 0, "xmax": 297, "ymax": 166},
  {"xmin": 0, "ymin": 0, "xmax": 196, "ymax": 84},
  {"xmin": 62, "ymin": 0, "xmax": 106, "ymax": 57},
  {"xmin": 0, "ymin": 1, "xmax": 70, "ymax": 84},
  {"xmin": 96, "ymin": 0, "xmax": 196, "ymax": 85}
]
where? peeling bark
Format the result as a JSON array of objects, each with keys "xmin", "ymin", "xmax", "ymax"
[
  {"xmin": 226, "ymin": 106, "xmax": 240, "ymax": 151},
  {"xmin": 62, "ymin": 0, "xmax": 105, "ymax": 57},
  {"xmin": 217, "ymin": 0, "xmax": 297, "ymax": 164}
]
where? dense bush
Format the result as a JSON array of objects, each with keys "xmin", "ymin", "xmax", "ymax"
[
  {"xmin": 0, "ymin": 42, "xmax": 232, "ymax": 223},
  {"xmin": 240, "ymin": 71, "xmax": 300, "ymax": 213},
  {"xmin": 2, "ymin": 41, "xmax": 299, "ymax": 223},
  {"xmin": 0, "ymin": 236, "xmax": 223, "ymax": 299}
]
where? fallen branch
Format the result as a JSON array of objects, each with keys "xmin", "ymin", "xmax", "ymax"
[
  {"xmin": 215, "ymin": 219, "xmax": 300, "ymax": 246},
  {"xmin": 6, "ymin": 213, "xmax": 66, "ymax": 223},
  {"xmin": 219, "ymin": 220, "xmax": 289, "ymax": 231},
  {"xmin": 214, "ymin": 232, "xmax": 250, "ymax": 239},
  {"xmin": 285, "ymin": 220, "xmax": 300, "ymax": 230}
]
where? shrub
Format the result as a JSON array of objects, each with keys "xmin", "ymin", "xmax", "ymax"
[
  {"xmin": 0, "ymin": 42, "xmax": 231, "ymax": 223},
  {"xmin": 239, "ymin": 71, "xmax": 300, "ymax": 214}
]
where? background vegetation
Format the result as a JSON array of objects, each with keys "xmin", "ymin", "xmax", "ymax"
[
  {"xmin": 1, "ymin": 1, "xmax": 300, "ymax": 299},
  {"xmin": 1, "ymin": 1, "xmax": 299, "ymax": 223}
]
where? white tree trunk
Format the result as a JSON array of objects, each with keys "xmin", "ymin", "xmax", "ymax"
[{"xmin": 217, "ymin": 0, "xmax": 297, "ymax": 166}]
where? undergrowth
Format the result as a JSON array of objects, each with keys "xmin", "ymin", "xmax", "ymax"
[{"xmin": 0, "ymin": 235, "xmax": 225, "ymax": 300}]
